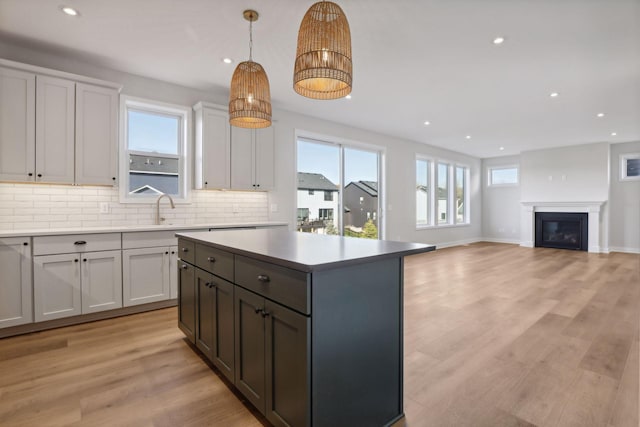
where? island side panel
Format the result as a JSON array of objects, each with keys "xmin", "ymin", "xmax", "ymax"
[{"xmin": 311, "ymin": 256, "xmax": 403, "ymax": 427}]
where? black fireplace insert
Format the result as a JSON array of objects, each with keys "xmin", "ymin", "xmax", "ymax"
[{"xmin": 535, "ymin": 212, "xmax": 588, "ymax": 251}]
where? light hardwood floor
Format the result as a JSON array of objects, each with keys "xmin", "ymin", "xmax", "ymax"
[{"xmin": 0, "ymin": 243, "xmax": 638, "ymax": 426}]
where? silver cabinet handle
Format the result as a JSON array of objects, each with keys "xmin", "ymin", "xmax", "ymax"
[
  {"xmin": 257, "ymin": 274, "xmax": 270, "ymax": 283},
  {"xmin": 181, "ymin": 264, "xmax": 188, "ymax": 270},
  {"xmin": 207, "ymin": 256, "xmax": 216, "ymax": 262}
]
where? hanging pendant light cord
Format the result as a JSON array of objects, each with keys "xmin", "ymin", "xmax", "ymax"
[{"xmin": 249, "ymin": 19, "xmax": 253, "ymax": 61}]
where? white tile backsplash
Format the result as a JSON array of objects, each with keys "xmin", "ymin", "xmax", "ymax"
[{"xmin": 0, "ymin": 183, "xmax": 269, "ymax": 231}]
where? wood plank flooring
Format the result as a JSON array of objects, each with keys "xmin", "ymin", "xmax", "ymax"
[{"xmin": 0, "ymin": 243, "xmax": 638, "ymax": 426}]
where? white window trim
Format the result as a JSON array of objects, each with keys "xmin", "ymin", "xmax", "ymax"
[
  {"xmin": 487, "ymin": 164, "xmax": 519, "ymax": 187},
  {"xmin": 415, "ymin": 156, "xmax": 470, "ymax": 230},
  {"xmin": 620, "ymin": 153, "xmax": 640, "ymax": 181},
  {"xmin": 415, "ymin": 155, "xmax": 434, "ymax": 228},
  {"xmin": 119, "ymin": 95, "xmax": 192, "ymax": 204}
]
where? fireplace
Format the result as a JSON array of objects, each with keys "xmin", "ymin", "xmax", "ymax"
[{"xmin": 535, "ymin": 212, "xmax": 588, "ymax": 251}]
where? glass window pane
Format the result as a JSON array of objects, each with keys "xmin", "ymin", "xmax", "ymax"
[
  {"xmin": 490, "ymin": 167, "xmax": 518, "ymax": 185},
  {"xmin": 456, "ymin": 166, "xmax": 465, "ymax": 223},
  {"xmin": 128, "ymin": 154, "xmax": 179, "ymax": 196},
  {"xmin": 627, "ymin": 158, "xmax": 640, "ymax": 177},
  {"xmin": 344, "ymin": 148, "xmax": 379, "ymax": 239},
  {"xmin": 297, "ymin": 140, "xmax": 340, "ymax": 235},
  {"xmin": 128, "ymin": 109, "xmax": 180, "ymax": 155},
  {"xmin": 438, "ymin": 163, "xmax": 449, "ymax": 224},
  {"xmin": 416, "ymin": 159, "xmax": 429, "ymax": 226}
]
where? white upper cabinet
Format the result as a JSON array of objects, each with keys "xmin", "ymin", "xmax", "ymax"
[
  {"xmin": 0, "ymin": 67, "xmax": 35, "ymax": 182},
  {"xmin": 0, "ymin": 60, "xmax": 121, "ymax": 186},
  {"xmin": 194, "ymin": 102, "xmax": 230, "ymax": 189},
  {"xmin": 35, "ymin": 75, "xmax": 75, "ymax": 184},
  {"xmin": 75, "ymin": 83, "xmax": 118, "ymax": 185},
  {"xmin": 230, "ymin": 125, "xmax": 275, "ymax": 191}
]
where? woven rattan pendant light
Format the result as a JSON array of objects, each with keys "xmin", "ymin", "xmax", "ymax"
[
  {"xmin": 229, "ymin": 10, "xmax": 272, "ymax": 129},
  {"xmin": 293, "ymin": 1, "xmax": 352, "ymax": 100}
]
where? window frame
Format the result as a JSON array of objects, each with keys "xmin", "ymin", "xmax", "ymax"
[
  {"xmin": 487, "ymin": 165, "xmax": 519, "ymax": 187},
  {"xmin": 416, "ymin": 156, "xmax": 470, "ymax": 229},
  {"xmin": 620, "ymin": 153, "xmax": 640, "ymax": 181},
  {"xmin": 119, "ymin": 95, "xmax": 191, "ymax": 204}
]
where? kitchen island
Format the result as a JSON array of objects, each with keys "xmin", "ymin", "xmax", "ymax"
[{"xmin": 176, "ymin": 229, "xmax": 435, "ymax": 427}]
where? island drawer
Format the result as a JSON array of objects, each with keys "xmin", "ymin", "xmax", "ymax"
[
  {"xmin": 33, "ymin": 233, "xmax": 121, "ymax": 255},
  {"xmin": 235, "ymin": 255, "xmax": 310, "ymax": 315},
  {"xmin": 177, "ymin": 238, "xmax": 195, "ymax": 264},
  {"xmin": 195, "ymin": 243, "xmax": 234, "ymax": 281}
]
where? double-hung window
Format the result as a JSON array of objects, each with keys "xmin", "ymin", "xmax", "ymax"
[{"xmin": 120, "ymin": 96, "xmax": 191, "ymax": 202}]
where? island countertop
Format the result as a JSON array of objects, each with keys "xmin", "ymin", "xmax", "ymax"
[{"xmin": 176, "ymin": 228, "xmax": 435, "ymax": 272}]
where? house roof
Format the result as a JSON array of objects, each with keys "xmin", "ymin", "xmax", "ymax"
[
  {"xmin": 346, "ymin": 181, "xmax": 378, "ymax": 197},
  {"xmin": 297, "ymin": 172, "xmax": 338, "ymax": 191}
]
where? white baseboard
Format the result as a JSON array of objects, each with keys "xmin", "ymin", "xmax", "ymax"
[
  {"xmin": 481, "ymin": 237, "xmax": 521, "ymax": 245},
  {"xmin": 609, "ymin": 246, "xmax": 640, "ymax": 254},
  {"xmin": 435, "ymin": 238, "xmax": 483, "ymax": 249}
]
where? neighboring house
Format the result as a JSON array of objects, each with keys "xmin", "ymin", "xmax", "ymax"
[
  {"xmin": 416, "ymin": 185, "xmax": 458, "ymax": 224},
  {"xmin": 343, "ymin": 180, "xmax": 378, "ymax": 230},
  {"xmin": 128, "ymin": 154, "xmax": 179, "ymax": 195},
  {"xmin": 297, "ymin": 172, "xmax": 339, "ymax": 233}
]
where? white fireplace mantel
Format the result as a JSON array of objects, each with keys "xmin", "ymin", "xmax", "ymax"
[{"xmin": 520, "ymin": 201, "xmax": 606, "ymax": 253}]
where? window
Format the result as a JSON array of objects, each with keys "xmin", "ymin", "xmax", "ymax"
[
  {"xmin": 416, "ymin": 157, "xmax": 470, "ymax": 227},
  {"xmin": 437, "ymin": 163, "xmax": 449, "ymax": 224},
  {"xmin": 416, "ymin": 158, "xmax": 430, "ymax": 226},
  {"xmin": 120, "ymin": 96, "xmax": 190, "ymax": 202},
  {"xmin": 456, "ymin": 166, "xmax": 468, "ymax": 224},
  {"xmin": 620, "ymin": 153, "xmax": 640, "ymax": 181},
  {"xmin": 319, "ymin": 208, "xmax": 334, "ymax": 220},
  {"xmin": 297, "ymin": 137, "xmax": 382, "ymax": 239},
  {"xmin": 488, "ymin": 166, "xmax": 518, "ymax": 186},
  {"xmin": 297, "ymin": 208, "xmax": 309, "ymax": 221}
]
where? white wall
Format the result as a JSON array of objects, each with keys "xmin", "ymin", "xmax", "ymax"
[
  {"xmin": 482, "ymin": 155, "xmax": 521, "ymax": 243},
  {"xmin": 520, "ymin": 142, "xmax": 610, "ymax": 202},
  {"xmin": 269, "ymin": 112, "xmax": 483, "ymax": 246},
  {"xmin": 609, "ymin": 141, "xmax": 640, "ymax": 253}
]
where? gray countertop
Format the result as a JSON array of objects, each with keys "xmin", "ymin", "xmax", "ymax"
[
  {"xmin": 176, "ymin": 229, "xmax": 435, "ymax": 272},
  {"xmin": 0, "ymin": 221, "xmax": 288, "ymax": 238}
]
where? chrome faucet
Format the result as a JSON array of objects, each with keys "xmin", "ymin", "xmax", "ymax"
[{"xmin": 155, "ymin": 193, "xmax": 175, "ymax": 225}]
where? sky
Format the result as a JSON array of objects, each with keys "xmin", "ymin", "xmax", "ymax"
[
  {"xmin": 297, "ymin": 139, "xmax": 378, "ymax": 185},
  {"xmin": 128, "ymin": 110, "xmax": 179, "ymax": 154}
]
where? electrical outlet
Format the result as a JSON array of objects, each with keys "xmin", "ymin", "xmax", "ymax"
[{"xmin": 99, "ymin": 202, "xmax": 110, "ymax": 214}]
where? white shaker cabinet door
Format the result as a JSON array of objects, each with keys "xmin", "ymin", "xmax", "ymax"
[
  {"xmin": 0, "ymin": 67, "xmax": 35, "ymax": 182},
  {"xmin": 194, "ymin": 104, "xmax": 230, "ymax": 189},
  {"xmin": 35, "ymin": 75, "xmax": 75, "ymax": 184},
  {"xmin": 0, "ymin": 237, "xmax": 33, "ymax": 328},
  {"xmin": 122, "ymin": 247, "xmax": 171, "ymax": 306},
  {"xmin": 81, "ymin": 250, "xmax": 123, "ymax": 314},
  {"xmin": 254, "ymin": 126, "xmax": 275, "ymax": 191},
  {"xmin": 34, "ymin": 253, "xmax": 82, "ymax": 322},
  {"xmin": 230, "ymin": 126, "xmax": 254, "ymax": 190},
  {"xmin": 75, "ymin": 83, "xmax": 118, "ymax": 186}
]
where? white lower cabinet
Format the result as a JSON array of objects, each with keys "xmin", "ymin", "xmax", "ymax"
[
  {"xmin": 0, "ymin": 237, "xmax": 33, "ymax": 328},
  {"xmin": 122, "ymin": 246, "xmax": 175, "ymax": 306},
  {"xmin": 33, "ymin": 250, "xmax": 122, "ymax": 322}
]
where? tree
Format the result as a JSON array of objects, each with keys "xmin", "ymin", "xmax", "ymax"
[
  {"xmin": 362, "ymin": 219, "xmax": 378, "ymax": 239},
  {"xmin": 325, "ymin": 222, "xmax": 339, "ymax": 235}
]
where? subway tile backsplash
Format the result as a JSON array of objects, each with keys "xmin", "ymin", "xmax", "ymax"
[{"xmin": 0, "ymin": 183, "xmax": 269, "ymax": 230}]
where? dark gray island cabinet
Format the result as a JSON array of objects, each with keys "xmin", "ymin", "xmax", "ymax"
[{"xmin": 176, "ymin": 229, "xmax": 435, "ymax": 427}]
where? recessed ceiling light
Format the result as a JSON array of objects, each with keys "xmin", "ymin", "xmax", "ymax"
[
  {"xmin": 60, "ymin": 6, "xmax": 80, "ymax": 16},
  {"xmin": 596, "ymin": 113, "xmax": 605, "ymax": 118},
  {"xmin": 423, "ymin": 121, "xmax": 430, "ymax": 126},
  {"xmin": 345, "ymin": 94, "xmax": 352, "ymax": 99},
  {"xmin": 499, "ymin": 146, "xmax": 505, "ymax": 151},
  {"xmin": 611, "ymin": 132, "xmax": 617, "ymax": 136},
  {"xmin": 550, "ymin": 92, "xmax": 559, "ymax": 98},
  {"xmin": 465, "ymin": 135, "xmax": 471, "ymax": 140},
  {"xmin": 222, "ymin": 58, "xmax": 233, "ymax": 64},
  {"xmin": 493, "ymin": 37, "xmax": 505, "ymax": 45}
]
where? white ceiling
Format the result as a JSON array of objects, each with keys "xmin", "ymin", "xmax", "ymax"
[{"xmin": 0, "ymin": 0, "xmax": 638, "ymax": 158}]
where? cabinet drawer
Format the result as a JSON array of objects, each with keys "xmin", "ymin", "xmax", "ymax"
[
  {"xmin": 33, "ymin": 233, "xmax": 121, "ymax": 255},
  {"xmin": 177, "ymin": 238, "xmax": 195, "ymax": 264},
  {"xmin": 195, "ymin": 244, "xmax": 234, "ymax": 282},
  {"xmin": 235, "ymin": 255, "xmax": 310, "ymax": 315}
]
